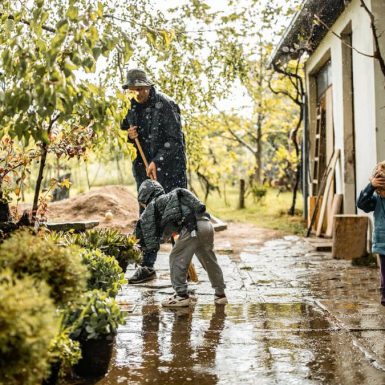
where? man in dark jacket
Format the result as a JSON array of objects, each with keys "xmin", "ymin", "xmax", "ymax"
[
  {"xmin": 121, "ymin": 69, "xmax": 187, "ymax": 283},
  {"xmin": 135, "ymin": 179, "xmax": 227, "ymax": 306}
]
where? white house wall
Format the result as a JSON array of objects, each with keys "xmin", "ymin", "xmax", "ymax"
[
  {"xmin": 373, "ymin": 0, "xmax": 385, "ymax": 162},
  {"xmin": 305, "ymin": 0, "xmax": 381, "ymax": 206}
]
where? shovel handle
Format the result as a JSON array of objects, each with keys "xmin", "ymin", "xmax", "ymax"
[{"xmin": 134, "ymin": 137, "xmax": 149, "ymax": 170}]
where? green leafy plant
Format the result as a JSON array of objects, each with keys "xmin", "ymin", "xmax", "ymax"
[
  {"xmin": 63, "ymin": 228, "xmax": 141, "ymax": 269},
  {"xmin": 0, "ymin": 269, "xmax": 59, "ymax": 385},
  {"xmin": 80, "ymin": 248, "xmax": 126, "ymax": 297},
  {"xmin": 46, "ymin": 328, "xmax": 82, "ymax": 378},
  {"xmin": 249, "ymin": 184, "xmax": 267, "ymax": 203},
  {"xmin": 0, "ymin": 230, "xmax": 88, "ymax": 306},
  {"xmin": 68, "ymin": 290, "xmax": 125, "ymax": 341}
]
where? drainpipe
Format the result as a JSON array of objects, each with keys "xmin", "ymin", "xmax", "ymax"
[{"xmin": 302, "ymin": 93, "xmax": 309, "ymax": 220}]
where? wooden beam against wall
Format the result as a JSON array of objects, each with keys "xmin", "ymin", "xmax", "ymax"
[{"xmin": 316, "ymin": 149, "xmax": 340, "ymax": 237}]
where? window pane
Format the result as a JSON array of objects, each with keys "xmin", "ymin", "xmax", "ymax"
[{"xmin": 317, "ymin": 61, "xmax": 332, "ymax": 100}]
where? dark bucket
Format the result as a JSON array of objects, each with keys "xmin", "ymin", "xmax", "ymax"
[
  {"xmin": 42, "ymin": 360, "xmax": 61, "ymax": 385},
  {"xmin": 74, "ymin": 335, "xmax": 114, "ymax": 377},
  {"xmin": 117, "ymin": 258, "xmax": 128, "ymax": 273}
]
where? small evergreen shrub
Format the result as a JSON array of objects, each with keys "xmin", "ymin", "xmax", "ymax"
[
  {"xmin": 0, "ymin": 270, "xmax": 59, "ymax": 385},
  {"xmin": 80, "ymin": 248, "xmax": 126, "ymax": 297},
  {"xmin": 68, "ymin": 290, "xmax": 125, "ymax": 341},
  {"xmin": 63, "ymin": 228, "xmax": 141, "ymax": 268},
  {"xmin": 250, "ymin": 184, "xmax": 267, "ymax": 203},
  {"xmin": 0, "ymin": 230, "xmax": 88, "ymax": 307},
  {"xmin": 47, "ymin": 328, "xmax": 82, "ymax": 376}
]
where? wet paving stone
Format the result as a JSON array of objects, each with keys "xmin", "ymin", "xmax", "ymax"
[{"xmin": 66, "ymin": 237, "xmax": 385, "ymax": 385}]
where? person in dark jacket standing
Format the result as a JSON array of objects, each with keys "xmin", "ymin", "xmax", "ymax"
[
  {"xmin": 135, "ymin": 179, "xmax": 227, "ymax": 307},
  {"xmin": 121, "ymin": 69, "xmax": 187, "ymax": 283},
  {"xmin": 357, "ymin": 161, "xmax": 385, "ymax": 305}
]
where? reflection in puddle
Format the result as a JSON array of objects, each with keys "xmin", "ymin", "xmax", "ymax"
[{"xmin": 69, "ymin": 302, "xmax": 385, "ymax": 385}]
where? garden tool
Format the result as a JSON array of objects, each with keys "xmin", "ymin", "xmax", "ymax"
[{"xmin": 131, "ymin": 133, "xmax": 149, "ymax": 170}]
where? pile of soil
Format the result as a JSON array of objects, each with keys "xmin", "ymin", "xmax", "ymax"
[{"xmin": 47, "ymin": 185, "xmax": 139, "ymax": 233}]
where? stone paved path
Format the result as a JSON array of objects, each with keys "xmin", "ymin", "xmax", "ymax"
[{"xmin": 72, "ymin": 235, "xmax": 385, "ymax": 385}]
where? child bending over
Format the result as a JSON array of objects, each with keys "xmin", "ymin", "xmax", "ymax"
[{"xmin": 135, "ymin": 179, "xmax": 227, "ymax": 307}]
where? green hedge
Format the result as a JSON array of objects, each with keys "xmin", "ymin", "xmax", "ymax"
[
  {"xmin": 0, "ymin": 230, "xmax": 88, "ymax": 307},
  {"xmin": 62, "ymin": 228, "xmax": 142, "ymax": 268},
  {"xmin": 80, "ymin": 248, "xmax": 126, "ymax": 296},
  {"xmin": 68, "ymin": 289, "xmax": 125, "ymax": 341},
  {"xmin": 0, "ymin": 270, "xmax": 59, "ymax": 385}
]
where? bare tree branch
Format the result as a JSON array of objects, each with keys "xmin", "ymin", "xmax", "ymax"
[
  {"xmin": 214, "ymin": 107, "xmax": 258, "ymax": 155},
  {"xmin": 314, "ymin": 14, "xmax": 375, "ymax": 59},
  {"xmin": 360, "ymin": 0, "xmax": 385, "ymax": 77},
  {"xmin": 269, "ymin": 76, "xmax": 301, "ymax": 107}
]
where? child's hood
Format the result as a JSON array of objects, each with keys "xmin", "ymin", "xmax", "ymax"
[{"xmin": 138, "ymin": 179, "xmax": 165, "ymax": 205}]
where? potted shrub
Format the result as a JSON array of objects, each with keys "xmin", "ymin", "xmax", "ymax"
[
  {"xmin": 0, "ymin": 270, "xmax": 59, "ymax": 385},
  {"xmin": 67, "ymin": 290, "xmax": 125, "ymax": 377},
  {"xmin": 43, "ymin": 328, "xmax": 82, "ymax": 385},
  {"xmin": 80, "ymin": 248, "xmax": 126, "ymax": 297},
  {"xmin": 63, "ymin": 229, "xmax": 141, "ymax": 271},
  {"xmin": 0, "ymin": 229, "xmax": 88, "ymax": 307}
]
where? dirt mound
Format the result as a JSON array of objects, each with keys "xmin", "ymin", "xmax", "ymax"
[{"xmin": 47, "ymin": 185, "xmax": 139, "ymax": 232}]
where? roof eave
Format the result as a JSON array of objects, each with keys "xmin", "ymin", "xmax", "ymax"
[{"xmin": 270, "ymin": 0, "xmax": 349, "ymax": 67}]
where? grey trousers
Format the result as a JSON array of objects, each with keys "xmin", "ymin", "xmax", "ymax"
[{"xmin": 169, "ymin": 219, "xmax": 226, "ymax": 297}]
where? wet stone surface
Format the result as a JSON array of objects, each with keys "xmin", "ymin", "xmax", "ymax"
[{"xmin": 68, "ymin": 236, "xmax": 385, "ymax": 385}]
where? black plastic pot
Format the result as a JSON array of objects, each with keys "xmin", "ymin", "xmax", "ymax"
[
  {"xmin": 74, "ymin": 335, "xmax": 115, "ymax": 377},
  {"xmin": 117, "ymin": 258, "xmax": 128, "ymax": 273},
  {"xmin": 42, "ymin": 360, "xmax": 61, "ymax": 385}
]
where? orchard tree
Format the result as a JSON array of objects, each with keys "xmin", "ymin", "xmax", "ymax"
[
  {"xmin": 0, "ymin": 0, "xmax": 305, "ymax": 223},
  {"xmin": 0, "ymin": 0, "xmax": 254, "ymax": 222},
  {"xmin": 0, "ymin": 0, "xmax": 132, "ymax": 221}
]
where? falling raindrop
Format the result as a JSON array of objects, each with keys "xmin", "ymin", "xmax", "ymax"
[{"xmin": 164, "ymin": 142, "xmax": 171, "ymax": 148}]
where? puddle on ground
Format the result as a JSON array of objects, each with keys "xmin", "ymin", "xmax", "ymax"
[{"xmin": 66, "ymin": 303, "xmax": 385, "ymax": 385}]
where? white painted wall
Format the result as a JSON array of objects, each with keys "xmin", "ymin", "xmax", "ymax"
[
  {"xmin": 373, "ymin": 0, "xmax": 385, "ymax": 162},
  {"xmin": 305, "ymin": 0, "xmax": 383, "ymax": 206}
]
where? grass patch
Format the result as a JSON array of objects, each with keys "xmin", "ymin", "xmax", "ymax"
[{"xmin": 201, "ymin": 186, "xmax": 306, "ymax": 235}]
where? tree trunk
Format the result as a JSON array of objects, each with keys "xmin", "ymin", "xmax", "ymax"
[
  {"xmin": 255, "ymin": 111, "xmax": 263, "ymax": 184},
  {"xmin": 85, "ymin": 160, "xmax": 91, "ymax": 191},
  {"xmin": 32, "ymin": 144, "xmax": 48, "ymax": 222},
  {"xmin": 239, "ymin": 179, "xmax": 246, "ymax": 209},
  {"xmin": 0, "ymin": 189, "xmax": 11, "ymax": 222},
  {"xmin": 288, "ymin": 106, "xmax": 304, "ymax": 216},
  {"xmin": 56, "ymin": 157, "xmax": 60, "ymax": 180},
  {"xmin": 289, "ymin": 164, "xmax": 301, "ymax": 215},
  {"xmin": 223, "ymin": 182, "xmax": 229, "ymax": 207},
  {"xmin": 115, "ymin": 155, "xmax": 123, "ymax": 184}
]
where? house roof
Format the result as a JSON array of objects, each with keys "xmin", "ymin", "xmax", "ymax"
[{"xmin": 270, "ymin": 0, "xmax": 349, "ymax": 65}]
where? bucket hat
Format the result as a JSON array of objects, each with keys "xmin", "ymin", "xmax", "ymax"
[{"xmin": 122, "ymin": 69, "xmax": 154, "ymax": 89}]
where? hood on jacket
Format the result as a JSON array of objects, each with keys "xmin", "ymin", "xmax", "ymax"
[{"xmin": 138, "ymin": 179, "xmax": 165, "ymax": 206}]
